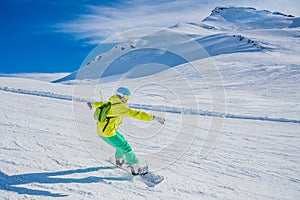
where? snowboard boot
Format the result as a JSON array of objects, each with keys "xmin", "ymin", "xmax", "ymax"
[
  {"xmin": 115, "ymin": 157, "xmax": 125, "ymax": 167},
  {"xmin": 130, "ymin": 163, "xmax": 148, "ymax": 176}
]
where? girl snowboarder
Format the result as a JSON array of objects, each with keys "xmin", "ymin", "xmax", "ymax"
[{"xmin": 87, "ymin": 87, "xmax": 165, "ymax": 175}]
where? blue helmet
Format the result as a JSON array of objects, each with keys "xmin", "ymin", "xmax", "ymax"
[{"xmin": 116, "ymin": 87, "xmax": 131, "ymax": 99}]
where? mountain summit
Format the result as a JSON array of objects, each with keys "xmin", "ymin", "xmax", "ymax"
[{"xmin": 202, "ymin": 6, "xmax": 299, "ymax": 31}]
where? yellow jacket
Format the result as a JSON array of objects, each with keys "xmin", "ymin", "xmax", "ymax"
[{"xmin": 92, "ymin": 95, "xmax": 153, "ymax": 137}]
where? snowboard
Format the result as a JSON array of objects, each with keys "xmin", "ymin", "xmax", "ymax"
[{"xmin": 108, "ymin": 157, "xmax": 164, "ymax": 187}]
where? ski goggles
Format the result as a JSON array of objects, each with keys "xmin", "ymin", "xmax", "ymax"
[
  {"xmin": 117, "ymin": 92, "xmax": 130, "ymax": 100},
  {"xmin": 123, "ymin": 94, "xmax": 130, "ymax": 100}
]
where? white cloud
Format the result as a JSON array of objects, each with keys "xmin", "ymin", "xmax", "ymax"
[
  {"xmin": 56, "ymin": 0, "xmax": 214, "ymax": 44},
  {"xmin": 56, "ymin": 0, "xmax": 300, "ymax": 45}
]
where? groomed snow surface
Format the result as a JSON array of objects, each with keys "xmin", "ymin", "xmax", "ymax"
[
  {"xmin": 1, "ymin": 6, "xmax": 300, "ymax": 200},
  {"xmin": 0, "ymin": 53, "xmax": 300, "ymax": 199}
]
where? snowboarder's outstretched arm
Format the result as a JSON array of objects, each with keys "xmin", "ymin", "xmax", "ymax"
[
  {"xmin": 128, "ymin": 108, "xmax": 153, "ymax": 121},
  {"xmin": 92, "ymin": 101, "xmax": 104, "ymax": 108},
  {"xmin": 111, "ymin": 100, "xmax": 153, "ymax": 121},
  {"xmin": 127, "ymin": 107, "xmax": 165, "ymax": 124},
  {"xmin": 86, "ymin": 101, "xmax": 105, "ymax": 109},
  {"xmin": 110, "ymin": 98, "xmax": 165, "ymax": 124}
]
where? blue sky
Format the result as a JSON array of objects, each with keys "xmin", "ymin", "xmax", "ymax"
[
  {"xmin": 0, "ymin": 0, "xmax": 99, "ymax": 73},
  {"xmin": 0, "ymin": 0, "xmax": 299, "ymax": 74}
]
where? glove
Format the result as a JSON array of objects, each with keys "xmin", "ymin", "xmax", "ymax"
[
  {"xmin": 87, "ymin": 102, "xmax": 92, "ymax": 110},
  {"xmin": 153, "ymin": 115, "xmax": 166, "ymax": 125}
]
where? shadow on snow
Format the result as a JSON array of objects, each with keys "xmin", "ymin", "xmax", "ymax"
[{"xmin": 0, "ymin": 166, "xmax": 130, "ymax": 197}]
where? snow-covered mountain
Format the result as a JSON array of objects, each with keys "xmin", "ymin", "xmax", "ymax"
[
  {"xmin": 1, "ymin": 6, "xmax": 299, "ymax": 200},
  {"xmin": 202, "ymin": 6, "xmax": 299, "ymax": 31},
  {"xmin": 53, "ymin": 6, "xmax": 299, "ymax": 83}
]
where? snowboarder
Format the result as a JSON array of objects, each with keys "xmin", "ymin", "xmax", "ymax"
[{"xmin": 87, "ymin": 87, "xmax": 165, "ymax": 175}]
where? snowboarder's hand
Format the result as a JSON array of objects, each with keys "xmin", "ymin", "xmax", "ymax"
[
  {"xmin": 87, "ymin": 102, "xmax": 92, "ymax": 110},
  {"xmin": 153, "ymin": 116, "xmax": 165, "ymax": 125}
]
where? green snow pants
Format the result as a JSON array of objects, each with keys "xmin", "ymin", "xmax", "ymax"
[{"xmin": 100, "ymin": 131, "xmax": 139, "ymax": 165}]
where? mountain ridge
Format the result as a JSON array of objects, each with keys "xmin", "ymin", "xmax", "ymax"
[
  {"xmin": 202, "ymin": 6, "xmax": 299, "ymax": 31},
  {"xmin": 53, "ymin": 6, "xmax": 299, "ymax": 83}
]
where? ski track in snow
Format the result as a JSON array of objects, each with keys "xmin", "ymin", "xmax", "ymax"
[{"xmin": 0, "ymin": 86, "xmax": 299, "ymax": 125}]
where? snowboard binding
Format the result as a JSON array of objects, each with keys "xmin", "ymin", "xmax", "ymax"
[
  {"xmin": 115, "ymin": 157, "xmax": 125, "ymax": 167},
  {"xmin": 130, "ymin": 164, "xmax": 149, "ymax": 176}
]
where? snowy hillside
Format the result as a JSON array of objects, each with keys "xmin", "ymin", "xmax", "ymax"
[
  {"xmin": 1, "ymin": 6, "xmax": 300, "ymax": 200},
  {"xmin": 202, "ymin": 6, "xmax": 299, "ymax": 31},
  {"xmin": 0, "ymin": 73, "xmax": 70, "ymax": 82},
  {"xmin": 54, "ymin": 7, "xmax": 299, "ymax": 83}
]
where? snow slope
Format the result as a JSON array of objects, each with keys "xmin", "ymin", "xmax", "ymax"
[
  {"xmin": 202, "ymin": 6, "xmax": 298, "ymax": 31},
  {"xmin": 1, "ymin": 66, "xmax": 299, "ymax": 200},
  {"xmin": 0, "ymin": 73, "xmax": 70, "ymax": 82},
  {"xmin": 1, "ymin": 6, "xmax": 300, "ymax": 200}
]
